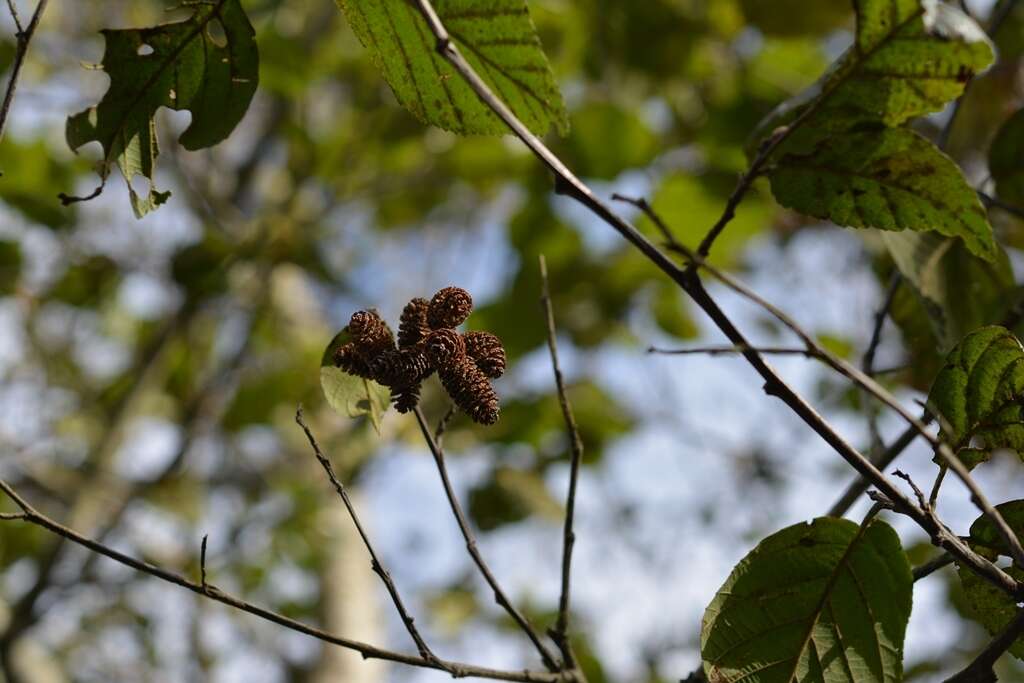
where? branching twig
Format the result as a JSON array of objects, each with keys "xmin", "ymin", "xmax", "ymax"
[
  {"xmin": 295, "ymin": 407, "xmax": 445, "ymax": 668},
  {"xmin": 539, "ymin": 255, "xmax": 584, "ymax": 670},
  {"xmin": 0, "ymin": 0, "xmax": 49, "ymax": 159},
  {"xmin": 409, "ymin": 0, "xmax": 1021, "ymax": 600},
  {"xmin": 0, "ymin": 479, "xmax": 574, "ymax": 683},
  {"xmin": 411, "ymin": 406, "xmax": 565, "ymax": 674},
  {"xmin": 945, "ymin": 607, "xmax": 1024, "ymax": 682},
  {"xmin": 828, "ymin": 421, "xmax": 925, "ymax": 518}
]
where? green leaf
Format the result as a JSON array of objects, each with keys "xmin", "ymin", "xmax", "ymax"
[
  {"xmin": 702, "ymin": 517, "xmax": 912, "ymax": 683},
  {"xmin": 320, "ymin": 329, "xmax": 390, "ymax": 435},
  {"xmin": 926, "ymin": 326, "xmax": 1024, "ymax": 466},
  {"xmin": 65, "ymin": 0, "xmax": 259, "ymax": 217},
  {"xmin": 753, "ymin": 0, "xmax": 994, "ymax": 142},
  {"xmin": 959, "ymin": 501, "xmax": 1024, "ymax": 660},
  {"xmin": 335, "ymin": 0, "xmax": 567, "ymax": 136},
  {"xmin": 882, "ymin": 231, "xmax": 1016, "ymax": 351},
  {"xmin": 769, "ymin": 127, "xmax": 996, "ymax": 261},
  {"xmin": 990, "ymin": 108, "xmax": 1024, "ymax": 206}
]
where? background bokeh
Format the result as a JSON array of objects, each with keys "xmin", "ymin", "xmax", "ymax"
[{"xmin": 1, "ymin": 0, "xmax": 1024, "ymax": 681}]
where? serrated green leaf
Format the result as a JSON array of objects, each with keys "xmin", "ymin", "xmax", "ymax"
[
  {"xmin": 926, "ymin": 326, "xmax": 1024, "ymax": 466},
  {"xmin": 770, "ymin": 127, "xmax": 996, "ymax": 261},
  {"xmin": 65, "ymin": 0, "xmax": 258, "ymax": 217},
  {"xmin": 335, "ymin": 0, "xmax": 567, "ymax": 136},
  {"xmin": 320, "ymin": 329, "xmax": 390, "ymax": 434},
  {"xmin": 753, "ymin": 0, "xmax": 994, "ymax": 145},
  {"xmin": 883, "ymin": 231, "xmax": 1015, "ymax": 351},
  {"xmin": 702, "ymin": 517, "xmax": 912, "ymax": 683},
  {"xmin": 959, "ymin": 501, "xmax": 1024, "ymax": 660},
  {"xmin": 990, "ymin": 108, "xmax": 1024, "ymax": 206}
]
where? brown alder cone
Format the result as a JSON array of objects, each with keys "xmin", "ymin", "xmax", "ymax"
[
  {"xmin": 463, "ymin": 331, "xmax": 506, "ymax": 379},
  {"xmin": 371, "ymin": 347, "xmax": 432, "ymax": 387},
  {"xmin": 333, "ymin": 342, "xmax": 373, "ymax": 379},
  {"xmin": 348, "ymin": 310, "xmax": 396, "ymax": 359},
  {"xmin": 427, "ymin": 286, "xmax": 473, "ymax": 329},
  {"xmin": 398, "ymin": 298, "xmax": 431, "ymax": 349},
  {"xmin": 439, "ymin": 357, "xmax": 500, "ymax": 425},
  {"xmin": 391, "ymin": 382, "xmax": 422, "ymax": 414},
  {"xmin": 425, "ymin": 328, "xmax": 467, "ymax": 368}
]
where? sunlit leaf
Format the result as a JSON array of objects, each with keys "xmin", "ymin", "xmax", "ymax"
[
  {"xmin": 770, "ymin": 127, "xmax": 996, "ymax": 261},
  {"xmin": 65, "ymin": 0, "xmax": 258, "ymax": 217},
  {"xmin": 702, "ymin": 517, "xmax": 912, "ymax": 683},
  {"xmin": 320, "ymin": 329, "xmax": 390, "ymax": 434},
  {"xmin": 927, "ymin": 326, "xmax": 1024, "ymax": 467},
  {"xmin": 335, "ymin": 0, "xmax": 567, "ymax": 136},
  {"xmin": 753, "ymin": 0, "xmax": 994, "ymax": 143}
]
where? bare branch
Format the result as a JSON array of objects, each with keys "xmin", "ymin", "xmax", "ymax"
[
  {"xmin": 0, "ymin": 0, "xmax": 49, "ymax": 156},
  {"xmin": 0, "ymin": 479, "xmax": 574, "ymax": 683},
  {"xmin": 199, "ymin": 534, "xmax": 209, "ymax": 589},
  {"xmin": 828, "ymin": 421, "xmax": 926, "ymax": 518},
  {"xmin": 407, "ymin": 0, "xmax": 1021, "ymax": 600},
  {"xmin": 295, "ymin": 407, "xmax": 444, "ymax": 668},
  {"xmin": 539, "ymin": 255, "xmax": 584, "ymax": 670},
  {"xmin": 411, "ymin": 407, "xmax": 566, "ymax": 675}
]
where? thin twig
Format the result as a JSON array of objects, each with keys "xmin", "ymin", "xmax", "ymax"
[
  {"xmin": 409, "ymin": 0, "xmax": 1022, "ymax": 599},
  {"xmin": 199, "ymin": 534, "xmax": 209, "ymax": 589},
  {"xmin": 945, "ymin": 607, "xmax": 1024, "ymax": 682},
  {"xmin": 0, "ymin": 0, "xmax": 49, "ymax": 156},
  {"xmin": 649, "ymin": 345, "xmax": 820, "ymax": 358},
  {"xmin": 295, "ymin": 407, "xmax": 444, "ymax": 668},
  {"xmin": 0, "ymin": 479, "xmax": 573, "ymax": 683},
  {"xmin": 828, "ymin": 421, "xmax": 925, "ymax": 517},
  {"xmin": 929, "ymin": 466, "xmax": 948, "ymax": 507},
  {"xmin": 5, "ymin": 0, "xmax": 22, "ymax": 33},
  {"xmin": 913, "ymin": 553, "xmax": 954, "ymax": 582},
  {"xmin": 539, "ymin": 255, "xmax": 584, "ymax": 671},
  {"xmin": 411, "ymin": 406, "xmax": 565, "ymax": 675},
  {"xmin": 978, "ymin": 190, "xmax": 1024, "ymax": 221},
  {"xmin": 434, "ymin": 403, "xmax": 457, "ymax": 450}
]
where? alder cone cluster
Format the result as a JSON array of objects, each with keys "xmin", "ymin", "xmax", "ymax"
[{"xmin": 332, "ymin": 286, "xmax": 506, "ymax": 424}]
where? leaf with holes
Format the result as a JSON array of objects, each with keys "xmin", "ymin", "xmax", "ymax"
[
  {"xmin": 64, "ymin": 0, "xmax": 258, "ymax": 217},
  {"xmin": 769, "ymin": 126, "xmax": 996, "ymax": 261},
  {"xmin": 927, "ymin": 326, "xmax": 1024, "ymax": 468},
  {"xmin": 751, "ymin": 0, "xmax": 994, "ymax": 149},
  {"xmin": 958, "ymin": 501, "xmax": 1024, "ymax": 660},
  {"xmin": 320, "ymin": 329, "xmax": 390, "ymax": 435},
  {"xmin": 701, "ymin": 517, "xmax": 912, "ymax": 683},
  {"xmin": 335, "ymin": 0, "xmax": 567, "ymax": 136},
  {"xmin": 990, "ymin": 108, "xmax": 1024, "ymax": 207}
]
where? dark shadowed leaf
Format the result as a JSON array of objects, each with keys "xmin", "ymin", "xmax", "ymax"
[
  {"xmin": 883, "ymin": 231, "xmax": 1015, "ymax": 351},
  {"xmin": 701, "ymin": 516, "xmax": 912, "ymax": 683},
  {"xmin": 927, "ymin": 326, "xmax": 1024, "ymax": 468},
  {"xmin": 959, "ymin": 501, "xmax": 1024, "ymax": 660},
  {"xmin": 990, "ymin": 108, "xmax": 1024, "ymax": 206},
  {"xmin": 66, "ymin": 0, "xmax": 258, "ymax": 217},
  {"xmin": 770, "ymin": 127, "xmax": 996, "ymax": 261},
  {"xmin": 335, "ymin": 0, "xmax": 567, "ymax": 136}
]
